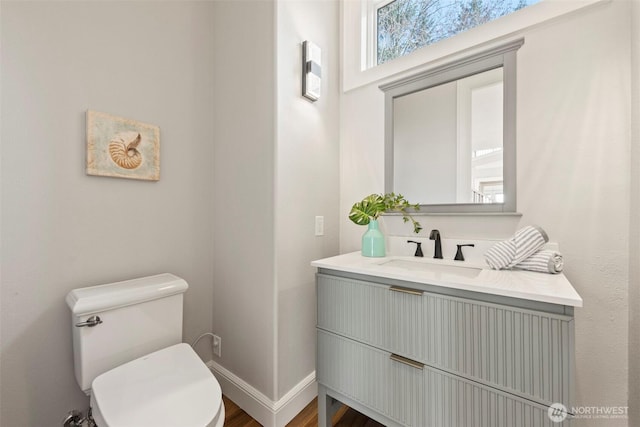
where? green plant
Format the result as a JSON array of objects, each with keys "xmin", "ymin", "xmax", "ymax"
[{"xmin": 349, "ymin": 193, "xmax": 422, "ymax": 234}]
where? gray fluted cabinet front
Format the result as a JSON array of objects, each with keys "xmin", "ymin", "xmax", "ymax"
[{"xmin": 316, "ymin": 270, "xmax": 575, "ymax": 427}]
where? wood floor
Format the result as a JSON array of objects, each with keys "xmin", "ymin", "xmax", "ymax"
[{"xmin": 223, "ymin": 395, "xmax": 384, "ymax": 427}]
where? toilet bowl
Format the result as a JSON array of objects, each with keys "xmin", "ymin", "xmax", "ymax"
[{"xmin": 66, "ymin": 274, "xmax": 224, "ymax": 427}]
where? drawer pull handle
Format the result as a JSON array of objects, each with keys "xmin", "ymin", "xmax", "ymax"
[
  {"xmin": 390, "ymin": 353, "xmax": 424, "ymax": 370},
  {"xmin": 389, "ymin": 286, "xmax": 423, "ymax": 296}
]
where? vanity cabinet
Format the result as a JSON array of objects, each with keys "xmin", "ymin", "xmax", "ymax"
[{"xmin": 316, "ymin": 270, "xmax": 575, "ymax": 427}]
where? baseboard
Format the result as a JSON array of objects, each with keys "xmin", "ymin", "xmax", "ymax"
[{"xmin": 207, "ymin": 360, "xmax": 317, "ymax": 427}]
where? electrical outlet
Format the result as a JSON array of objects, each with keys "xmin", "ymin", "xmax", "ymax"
[{"xmin": 212, "ymin": 335, "xmax": 221, "ymax": 358}]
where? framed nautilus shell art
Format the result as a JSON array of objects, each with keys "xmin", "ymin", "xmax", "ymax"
[{"xmin": 86, "ymin": 110, "xmax": 160, "ymax": 181}]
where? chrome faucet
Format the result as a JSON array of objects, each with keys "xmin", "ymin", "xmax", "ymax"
[{"xmin": 429, "ymin": 229, "xmax": 443, "ymax": 259}]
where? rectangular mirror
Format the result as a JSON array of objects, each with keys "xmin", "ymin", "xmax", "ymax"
[{"xmin": 381, "ymin": 39, "xmax": 523, "ymax": 213}]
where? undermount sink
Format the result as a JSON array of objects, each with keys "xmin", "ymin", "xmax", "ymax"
[{"xmin": 378, "ymin": 258, "xmax": 482, "ymax": 279}]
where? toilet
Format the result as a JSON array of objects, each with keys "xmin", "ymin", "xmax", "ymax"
[{"xmin": 66, "ymin": 273, "xmax": 225, "ymax": 427}]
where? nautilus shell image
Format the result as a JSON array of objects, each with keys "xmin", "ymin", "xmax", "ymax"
[
  {"xmin": 86, "ymin": 110, "xmax": 160, "ymax": 181},
  {"xmin": 108, "ymin": 131, "xmax": 143, "ymax": 169}
]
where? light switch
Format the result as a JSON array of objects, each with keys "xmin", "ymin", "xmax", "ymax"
[{"xmin": 315, "ymin": 216, "xmax": 324, "ymax": 236}]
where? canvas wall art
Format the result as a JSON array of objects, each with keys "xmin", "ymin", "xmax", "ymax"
[{"xmin": 86, "ymin": 110, "xmax": 160, "ymax": 181}]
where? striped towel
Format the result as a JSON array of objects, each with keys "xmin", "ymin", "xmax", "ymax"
[
  {"xmin": 514, "ymin": 249, "xmax": 564, "ymax": 274},
  {"xmin": 484, "ymin": 226, "xmax": 549, "ymax": 270}
]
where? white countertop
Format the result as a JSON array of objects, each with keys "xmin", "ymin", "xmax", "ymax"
[{"xmin": 312, "ymin": 252, "xmax": 583, "ymax": 307}]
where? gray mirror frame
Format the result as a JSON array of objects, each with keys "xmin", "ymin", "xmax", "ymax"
[{"xmin": 380, "ymin": 39, "xmax": 524, "ymax": 213}]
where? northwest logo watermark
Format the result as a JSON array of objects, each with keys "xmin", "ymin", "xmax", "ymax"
[
  {"xmin": 548, "ymin": 403, "xmax": 628, "ymax": 423},
  {"xmin": 548, "ymin": 403, "xmax": 568, "ymax": 423}
]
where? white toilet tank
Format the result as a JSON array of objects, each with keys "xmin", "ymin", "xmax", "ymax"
[{"xmin": 66, "ymin": 273, "xmax": 188, "ymax": 394}]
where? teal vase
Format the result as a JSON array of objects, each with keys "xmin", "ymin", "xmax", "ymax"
[{"xmin": 361, "ymin": 219, "xmax": 386, "ymax": 257}]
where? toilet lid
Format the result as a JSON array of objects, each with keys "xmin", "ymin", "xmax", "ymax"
[{"xmin": 91, "ymin": 343, "xmax": 222, "ymax": 427}]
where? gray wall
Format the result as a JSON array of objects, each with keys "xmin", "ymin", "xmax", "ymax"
[
  {"xmin": 0, "ymin": 2, "xmax": 216, "ymax": 425},
  {"xmin": 211, "ymin": 0, "xmax": 341, "ymax": 404},
  {"xmin": 1, "ymin": 1, "xmax": 342, "ymax": 424},
  {"xmin": 630, "ymin": 0, "xmax": 640, "ymax": 424},
  {"xmin": 211, "ymin": 0, "xmax": 278, "ymax": 399}
]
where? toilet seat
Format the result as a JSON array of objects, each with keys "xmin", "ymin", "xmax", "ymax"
[{"xmin": 90, "ymin": 343, "xmax": 223, "ymax": 427}]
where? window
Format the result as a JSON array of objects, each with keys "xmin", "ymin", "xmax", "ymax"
[
  {"xmin": 375, "ymin": 0, "xmax": 540, "ymax": 65},
  {"xmin": 343, "ymin": 0, "xmax": 600, "ymax": 91}
]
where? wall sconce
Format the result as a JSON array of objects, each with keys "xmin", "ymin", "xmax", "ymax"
[{"xmin": 302, "ymin": 40, "xmax": 321, "ymax": 102}]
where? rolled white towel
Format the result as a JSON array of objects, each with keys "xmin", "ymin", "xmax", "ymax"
[
  {"xmin": 484, "ymin": 225, "xmax": 549, "ymax": 270},
  {"xmin": 515, "ymin": 250, "xmax": 564, "ymax": 274}
]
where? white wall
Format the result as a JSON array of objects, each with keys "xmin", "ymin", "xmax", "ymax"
[
  {"xmin": 341, "ymin": 1, "xmax": 632, "ymax": 425},
  {"xmin": 275, "ymin": 0, "xmax": 340, "ymax": 399},
  {"xmin": 0, "ymin": 2, "xmax": 216, "ymax": 426},
  {"xmin": 517, "ymin": 5, "xmax": 629, "ymax": 421}
]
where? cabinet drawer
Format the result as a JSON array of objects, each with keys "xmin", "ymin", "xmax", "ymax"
[
  {"xmin": 317, "ymin": 273, "xmax": 574, "ymax": 407},
  {"xmin": 318, "ymin": 329, "xmax": 570, "ymax": 427},
  {"xmin": 317, "ymin": 274, "xmax": 388, "ymax": 348},
  {"xmin": 396, "ymin": 291, "xmax": 574, "ymax": 408},
  {"xmin": 317, "ymin": 329, "xmax": 424, "ymax": 426}
]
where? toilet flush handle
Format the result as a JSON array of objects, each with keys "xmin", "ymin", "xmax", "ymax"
[{"xmin": 75, "ymin": 315, "xmax": 103, "ymax": 328}]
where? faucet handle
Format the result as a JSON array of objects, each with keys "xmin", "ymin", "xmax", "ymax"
[
  {"xmin": 454, "ymin": 244, "xmax": 475, "ymax": 261},
  {"xmin": 407, "ymin": 240, "xmax": 424, "ymax": 257}
]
